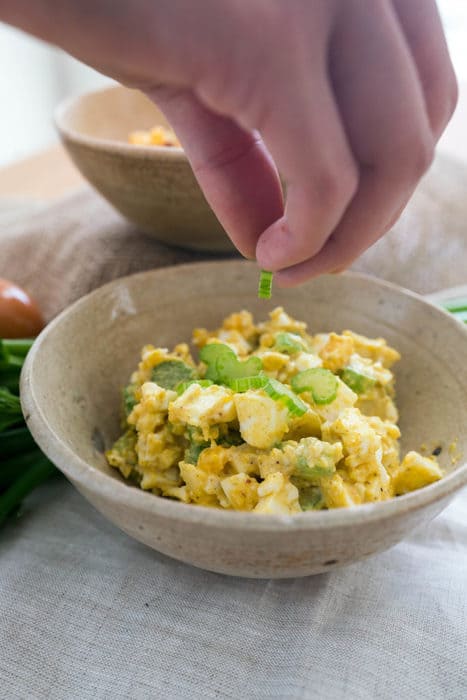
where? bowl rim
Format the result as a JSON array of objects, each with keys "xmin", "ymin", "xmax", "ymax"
[
  {"xmin": 21, "ymin": 262, "xmax": 467, "ymax": 532},
  {"xmin": 54, "ymin": 84, "xmax": 186, "ymax": 160}
]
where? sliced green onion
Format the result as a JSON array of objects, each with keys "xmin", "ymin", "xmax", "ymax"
[
  {"xmin": 291, "ymin": 368, "xmax": 338, "ymax": 405},
  {"xmin": 227, "ymin": 376, "xmax": 268, "ymax": 392},
  {"xmin": 340, "ymin": 368, "xmax": 376, "ymax": 394},
  {"xmin": 151, "ymin": 360, "xmax": 196, "ymax": 390},
  {"xmin": 262, "ymin": 377, "xmax": 308, "ymax": 416},
  {"xmin": 258, "ymin": 270, "xmax": 273, "ymax": 299},
  {"xmin": 176, "ymin": 379, "xmax": 213, "ymax": 395}
]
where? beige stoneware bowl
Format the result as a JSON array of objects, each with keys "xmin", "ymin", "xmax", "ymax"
[
  {"xmin": 55, "ymin": 84, "xmax": 232, "ymax": 252},
  {"xmin": 21, "ymin": 262, "xmax": 467, "ymax": 578}
]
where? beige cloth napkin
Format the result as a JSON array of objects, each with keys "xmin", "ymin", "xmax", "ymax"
[
  {"xmin": 0, "ymin": 154, "xmax": 466, "ymax": 320},
  {"xmin": 0, "ymin": 154, "xmax": 466, "ymax": 700}
]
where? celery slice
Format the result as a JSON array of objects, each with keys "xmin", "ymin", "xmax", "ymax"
[
  {"xmin": 200, "ymin": 343, "xmax": 262, "ymax": 384},
  {"xmin": 291, "ymin": 368, "xmax": 338, "ymax": 404},
  {"xmin": 262, "ymin": 378, "xmax": 308, "ymax": 416},
  {"xmin": 227, "ymin": 376, "xmax": 268, "ymax": 392},
  {"xmin": 258, "ymin": 270, "xmax": 273, "ymax": 299}
]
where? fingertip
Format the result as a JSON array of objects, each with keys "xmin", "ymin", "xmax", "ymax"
[{"xmin": 255, "ymin": 219, "xmax": 294, "ymax": 271}]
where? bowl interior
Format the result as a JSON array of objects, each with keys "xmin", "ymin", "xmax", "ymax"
[
  {"xmin": 58, "ymin": 85, "xmax": 172, "ymax": 145},
  {"xmin": 28, "ymin": 262, "xmax": 467, "ymax": 490}
]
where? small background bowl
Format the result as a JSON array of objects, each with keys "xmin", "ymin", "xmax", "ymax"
[
  {"xmin": 21, "ymin": 262, "xmax": 467, "ymax": 578},
  {"xmin": 55, "ymin": 85, "xmax": 233, "ymax": 252}
]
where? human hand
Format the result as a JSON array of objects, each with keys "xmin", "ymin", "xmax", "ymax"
[{"xmin": 3, "ymin": 0, "xmax": 457, "ymax": 284}]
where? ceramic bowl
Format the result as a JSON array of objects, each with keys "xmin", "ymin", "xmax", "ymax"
[
  {"xmin": 21, "ymin": 261, "xmax": 467, "ymax": 578},
  {"xmin": 55, "ymin": 84, "xmax": 232, "ymax": 252}
]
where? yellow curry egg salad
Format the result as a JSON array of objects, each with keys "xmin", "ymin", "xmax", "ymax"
[{"xmin": 106, "ymin": 307, "xmax": 443, "ymax": 514}]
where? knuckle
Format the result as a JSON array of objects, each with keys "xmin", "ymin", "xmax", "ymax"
[
  {"xmin": 425, "ymin": 64, "xmax": 459, "ymax": 134},
  {"xmin": 410, "ymin": 135, "xmax": 435, "ymax": 178},
  {"xmin": 314, "ymin": 162, "xmax": 359, "ymax": 209},
  {"xmin": 388, "ymin": 134, "xmax": 434, "ymax": 182}
]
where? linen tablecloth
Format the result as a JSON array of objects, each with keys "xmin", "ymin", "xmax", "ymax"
[{"xmin": 0, "ymin": 154, "xmax": 466, "ymax": 699}]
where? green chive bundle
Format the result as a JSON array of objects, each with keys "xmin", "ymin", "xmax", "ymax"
[{"xmin": 0, "ymin": 338, "xmax": 56, "ymax": 528}]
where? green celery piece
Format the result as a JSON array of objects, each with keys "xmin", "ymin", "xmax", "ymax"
[
  {"xmin": 151, "ymin": 360, "xmax": 196, "ymax": 390},
  {"xmin": 176, "ymin": 379, "xmax": 213, "ymax": 395},
  {"xmin": 0, "ymin": 387, "xmax": 23, "ymax": 431},
  {"xmin": 199, "ymin": 344, "xmax": 234, "ymax": 381},
  {"xmin": 199, "ymin": 343, "xmax": 263, "ymax": 384},
  {"xmin": 258, "ymin": 270, "xmax": 273, "ymax": 299},
  {"xmin": 291, "ymin": 368, "xmax": 338, "ymax": 405},
  {"xmin": 298, "ymin": 486, "xmax": 325, "ymax": 511},
  {"xmin": 273, "ymin": 332, "xmax": 306, "ymax": 354},
  {"xmin": 294, "ymin": 454, "xmax": 334, "ymax": 483},
  {"xmin": 340, "ymin": 368, "xmax": 376, "ymax": 394},
  {"xmin": 227, "ymin": 376, "xmax": 268, "ymax": 392},
  {"xmin": 216, "ymin": 354, "xmax": 262, "ymax": 383},
  {"xmin": 263, "ymin": 378, "xmax": 308, "ymax": 416}
]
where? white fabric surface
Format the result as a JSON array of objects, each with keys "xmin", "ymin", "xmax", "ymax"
[{"xmin": 1, "ymin": 479, "xmax": 466, "ymax": 700}]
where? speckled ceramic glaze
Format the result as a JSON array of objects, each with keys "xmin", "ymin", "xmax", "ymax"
[
  {"xmin": 21, "ymin": 262, "xmax": 467, "ymax": 578},
  {"xmin": 55, "ymin": 85, "xmax": 233, "ymax": 252}
]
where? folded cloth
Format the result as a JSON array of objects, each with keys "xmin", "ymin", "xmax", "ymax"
[
  {"xmin": 0, "ymin": 154, "xmax": 466, "ymax": 321},
  {"xmin": 0, "ymin": 153, "xmax": 466, "ymax": 700}
]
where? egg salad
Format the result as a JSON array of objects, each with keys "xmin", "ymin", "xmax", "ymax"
[{"xmin": 106, "ymin": 307, "xmax": 443, "ymax": 514}]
